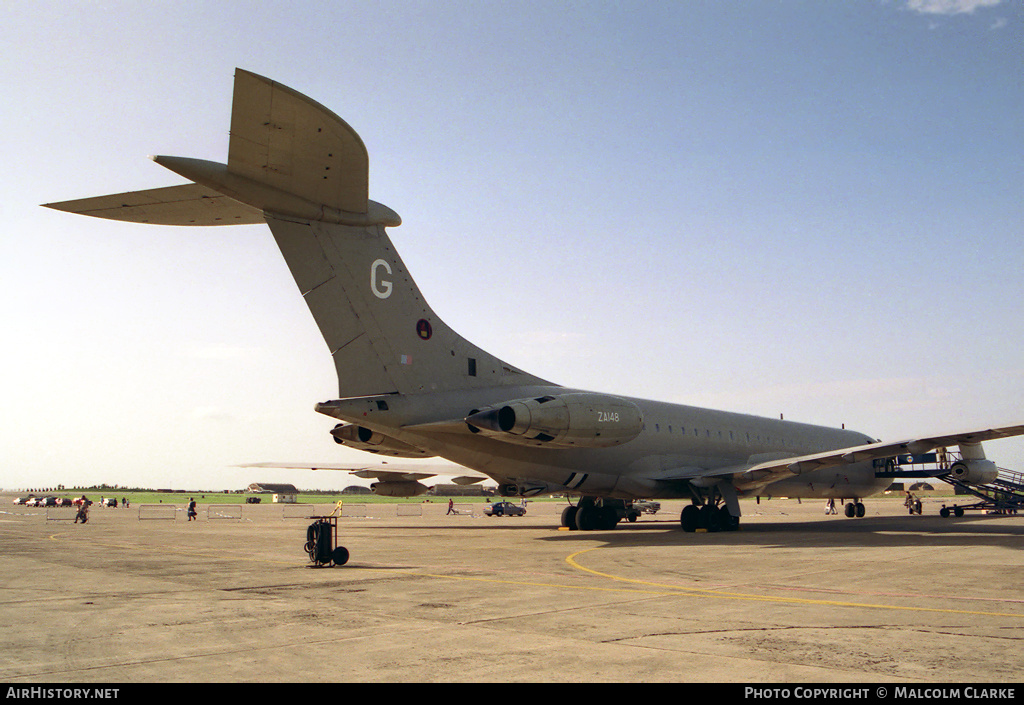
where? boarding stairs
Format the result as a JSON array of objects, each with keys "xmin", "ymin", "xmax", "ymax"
[{"xmin": 875, "ymin": 449, "xmax": 1024, "ymax": 517}]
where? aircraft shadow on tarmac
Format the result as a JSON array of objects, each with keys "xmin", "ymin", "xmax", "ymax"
[
  {"xmin": 344, "ymin": 512, "xmax": 1024, "ymax": 552},
  {"xmin": 533, "ymin": 513, "xmax": 1024, "ymax": 552}
]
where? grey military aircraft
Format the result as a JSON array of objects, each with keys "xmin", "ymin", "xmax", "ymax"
[{"xmin": 45, "ymin": 69, "xmax": 1024, "ymax": 532}]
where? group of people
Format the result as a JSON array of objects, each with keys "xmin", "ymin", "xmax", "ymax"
[
  {"xmin": 74, "ymin": 495, "xmax": 198, "ymax": 523},
  {"xmin": 825, "ymin": 492, "xmax": 925, "ymax": 515}
]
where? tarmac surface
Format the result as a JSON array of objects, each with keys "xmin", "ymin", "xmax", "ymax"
[{"xmin": 1, "ymin": 493, "xmax": 1022, "ymax": 683}]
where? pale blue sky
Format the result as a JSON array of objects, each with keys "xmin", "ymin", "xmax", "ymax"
[{"xmin": 2, "ymin": 0, "xmax": 1022, "ymax": 491}]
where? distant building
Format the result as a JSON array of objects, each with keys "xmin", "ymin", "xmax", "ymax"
[
  {"xmin": 247, "ymin": 483, "xmax": 300, "ymax": 503},
  {"xmin": 342, "ymin": 483, "xmax": 374, "ymax": 495}
]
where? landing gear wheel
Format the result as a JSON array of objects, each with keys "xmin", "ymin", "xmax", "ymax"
[
  {"xmin": 561, "ymin": 505, "xmax": 579, "ymax": 530},
  {"xmin": 718, "ymin": 505, "xmax": 740, "ymax": 531},
  {"xmin": 855, "ymin": 502, "xmax": 865, "ymax": 518},
  {"xmin": 598, "ymin": 506, "xmax": 619, "ymax": 530},
  {"xmin": 845, "ymin": 502, "xmax": 856, "ymax": 518},
  {"xmin": 680, "ymin": 504, "xmax": 700, "ymax": 532},
  {"xmin": 575, "ymin": 504, "xmax": 599, "ymax": 531},
  {"xmin": 700, "ymin": 504, "xmax": 721, "ymax": 532}
]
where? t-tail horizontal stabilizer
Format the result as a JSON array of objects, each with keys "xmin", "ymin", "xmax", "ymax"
[{"xmin": 44, "ymin": 68, "xmax": 548, "ymax": 400}]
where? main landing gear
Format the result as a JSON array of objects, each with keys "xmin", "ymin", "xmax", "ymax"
[
  {"xmin": 560, "ymin": 495, "xmax": 741, "ymax": 533},
  {"xmin": 679, "ymin": 501, "xmax": 740, "ymax": 533},
  {"xmin": 561, "ymin": 497, "xmax": 624, "ymax": 531},
  {"xmin": 843, "ymin": 501, "xmax": 866, "ymax": 518}
]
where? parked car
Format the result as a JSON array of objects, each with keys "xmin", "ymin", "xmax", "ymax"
[
  {"xmin": 484, "ymin": 501, "xmax": 527, "ymax": 517},
  {"xmin": 12, "ymin": 496, "xmax": 34, "ymax": 505},
  {"xmin": 633, "ymin": 500, "xmax": 661, "ymax": 515}
]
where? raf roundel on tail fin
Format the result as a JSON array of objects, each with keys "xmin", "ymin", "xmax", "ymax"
[
  {"xmin": 42, "ymin": 68, "xmax": 1024, "ymax": 530},
  {"xmin": 44, "ymin": 68, "xmax": 547, "ymax": 400}
]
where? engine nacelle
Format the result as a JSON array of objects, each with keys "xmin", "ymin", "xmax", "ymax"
[
  {"xmin": 369, "ymin": 480, "xmax": 430, "ymax": 497},
  {"xmin": 466, "ymin": 392, "xmax": 643, "ymax": 448},
  {"xmin": 330, "ymin": 423, "xmax": 434, "ymax": 458},
  {"xmin": 949, "ymin": 459, "xmax": 998, "ymax": 485}
]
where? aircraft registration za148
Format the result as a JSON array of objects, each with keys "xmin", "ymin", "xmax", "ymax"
[{"xmin": 44, "ymin": 69, "xmax": 1024, "ymax": 532}]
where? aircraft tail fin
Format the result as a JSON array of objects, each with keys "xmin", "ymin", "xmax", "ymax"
[
  {"xmin": 229, "ymin": 70, "xmax": 547, "ymax": 398},
  {"xmin": 45, "ymin": 68, "xmax": 547, "ymax": 398},
  {"xmin": 226, "ymin": 69, "xmax": 369, "ymax": 218},
  {"xmin": 264, "ymin": 214, "xmax": 548, "ymax": 398}
]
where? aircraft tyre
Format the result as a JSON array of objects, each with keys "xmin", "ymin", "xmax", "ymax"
[
  {"xmin": 856, "ymin": 502, "xmax": 865, "ymax": 518},
  {"xmin": 679, "ymin": 504, "xmax": 739, "ymax": 532},
  {"xmin": 575, "ymin": 504, "xmax": 599, "ymax": 531},
  {"xmin": 680, "ymin": 504, "xmax": 700, "ymax": 532},
  {"xmin": 844, "ymin": 502, "xmax": 856, "ymax": 518},
  {"xmin": 718, "ymin": 505, "xmax": 740, "ymax": 531},
  {"xmin": 601, "ymin": 506, "xmax": 619, "ymax": 530},
  {"xmin": 561, "ymin": 505, "xmax": 579, "ymax": 530},
  {"xmin": 700, "ymin": 504, "xmax": 720, "ymax": 532},
  {"xmin": 575, "ymin": 503, "xmax": 618, "ymax": 531}
]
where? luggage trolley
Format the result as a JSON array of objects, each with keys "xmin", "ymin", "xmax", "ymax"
[{"xmin": 304, "ymin": 515, "xmax": 349, "ymax": 567}]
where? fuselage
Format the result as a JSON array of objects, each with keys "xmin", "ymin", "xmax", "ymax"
[{"xmin": 317, "ymin": 385, "xmax": 890, "ymax": 502}]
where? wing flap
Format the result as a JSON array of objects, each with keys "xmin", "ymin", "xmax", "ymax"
[{"xmin": 237, "ymin": 461, "xmax": 490, "ymax": 485}]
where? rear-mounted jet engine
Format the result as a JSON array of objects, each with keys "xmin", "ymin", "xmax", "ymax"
[
  {"xmin": 465, "ymin": 392, "xmax": 643, "ymax": 448},
  {"xmin": 330, "ymin": 423, "xmax": 434, "ymax": 458}
]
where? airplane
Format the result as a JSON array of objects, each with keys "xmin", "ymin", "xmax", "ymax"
[{"xmin": 44, "ymin": 69, "xmax": 1024, "ymax": 532}]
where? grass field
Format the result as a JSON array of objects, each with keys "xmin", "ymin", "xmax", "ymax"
[
  {"xmin": 27, "ymin": 489, "xmax": 556, "ymax": 506},
  {"xmin": 12, "ymin": 485, "xmax": 961, "ymax": 508}
]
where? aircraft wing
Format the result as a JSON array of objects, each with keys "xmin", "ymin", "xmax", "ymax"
[
  {"xmin": 238, "ymin": 461, "xmax": 490, "ymax": 486},
  {"xmin": 43, "ymin": 183, "xmax": 265, "ymax": 226},
  {"xmin": 719, "ymin": 423, "xmax": 1024, "ymax": 492}
]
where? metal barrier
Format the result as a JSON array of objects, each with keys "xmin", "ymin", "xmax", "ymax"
[
  {"xmin": 396, "ymin": 503, "xmax": 423, "ymax": 517},
  {"xmin": 340, "ymin": 503, "xmax": 367, "ymax": 517},
  {"xmin": 447, "ymin": 503, "xmax": 477, "ymax": 516},
  {"xmin": 138, "ymin": 504, "xmax": 177, "ymax": 520},
  {"xmin": 206, "ymin": 504, "xmax": 242, "ymax": 520},
  {"xmin": 281, "ymin": 503, "xmax": 310, "ymax": 519}
]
